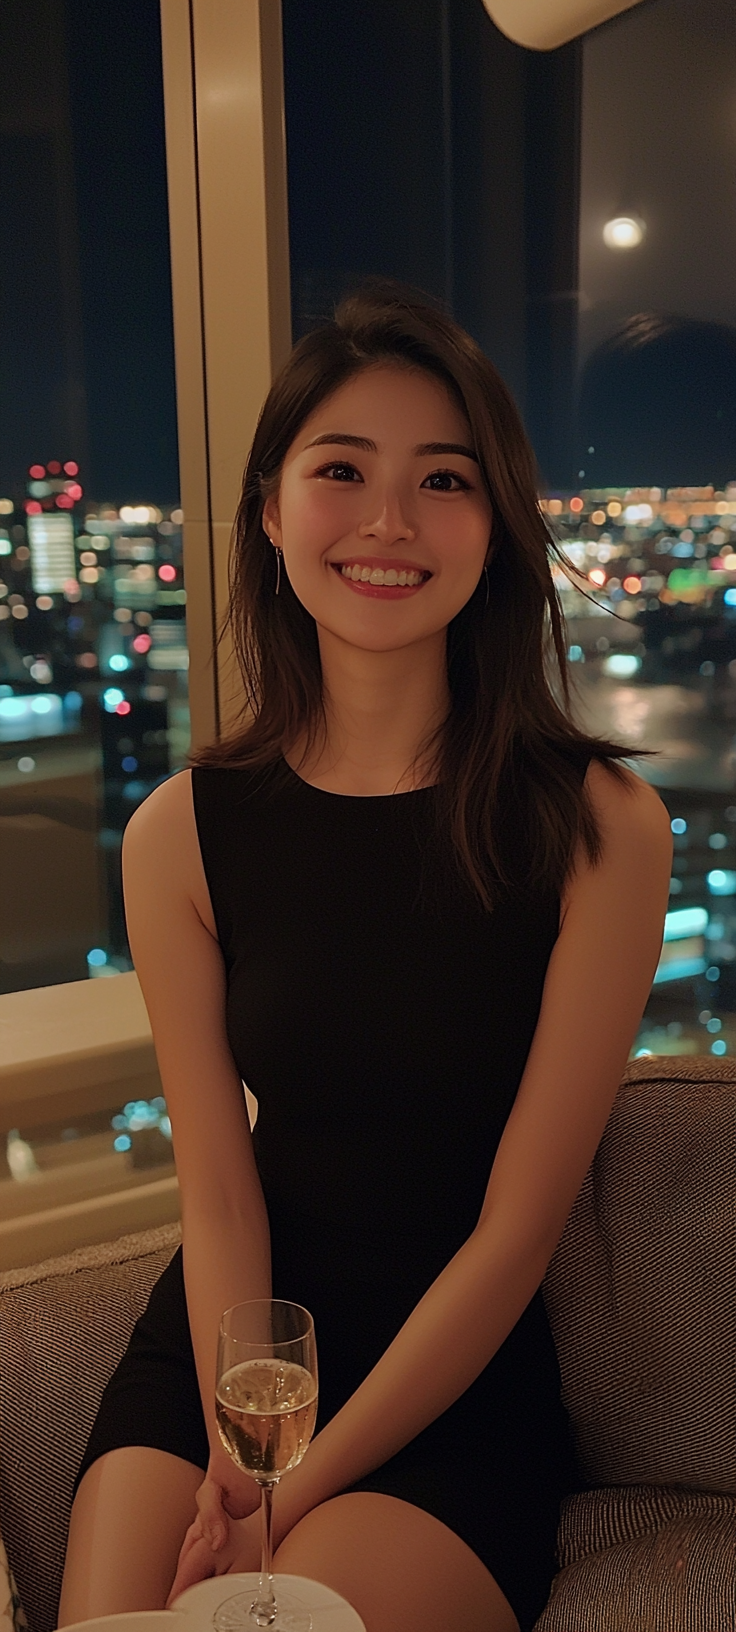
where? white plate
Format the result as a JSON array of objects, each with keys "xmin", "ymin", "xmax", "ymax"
[
  {"xmin": 61, "ymin": 1615, "xmax": 188, "ymax": 1632},
  {"xmin": 171, "ymin": 1574, "xmax": 365, "ymax": 1632}
]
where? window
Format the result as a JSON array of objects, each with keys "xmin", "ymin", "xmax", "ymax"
[
  {"xmin": 0, "ymin": 0, "xmax": 186, "ymax": 998},
  {"xmin": 559, "ymin": 0, "xmax": 736, "ymax": 1057}
]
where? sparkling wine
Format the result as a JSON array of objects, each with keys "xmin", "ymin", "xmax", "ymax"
[{"xmin": 216, "ymin": 1357, "xmax": 318, "ymax": 1482}]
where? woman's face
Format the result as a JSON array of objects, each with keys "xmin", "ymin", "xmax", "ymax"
[{"xmin": 262, "ymin": 365, "xmax": 493, "ymax": 654}]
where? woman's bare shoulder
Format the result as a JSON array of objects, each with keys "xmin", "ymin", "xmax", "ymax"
[
  {"xmin": 560, "ymin": 757, "xmax": 671, "ymax": 927},
  {"xmin": 122, "ymin": 768, "xmax": 216, "ymax": 937},
  {"xmin": 585, "ymin": 756, "xmax": 672, "ymax": 848}
]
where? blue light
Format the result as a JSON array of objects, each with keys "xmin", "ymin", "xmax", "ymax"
[
  {"xmin": 706, "ymin": 965, "xmax": 721, "ymax": 981},
  {"xmin": 671, "ymin": 818, "xmax": 687, "ymax": 834},
  {"xmin": 113, "ymin": 1134, "xmax": 132, "ymax": 1152},
  {"xmin": 109, "ymin": 654, "xmax": 129, "ymax": 672},
  {"xmin": 663, "ymin": 906, "xmax": 707, "ymax": 942},
  {"xmin": 707, "ymin": 869, "xmax": 736, "ymax": 895},
  {"xmin": 568, "ymin": 645, "xmax": 583, "ymax": 662},
  {"xmin": 87, "ymin": 947, "xmax": 107, "ymax": 967},
  {"xmin": 725, "ymin": 588, "xmax": 736, "ymax": 606},
  {"xmin": 652, "ymin": 957, "xmax": 707, "ymax": 985},
  {"xmin": 706, "ymin": 1017, "xmax": 722, "ymax": 1033},
  {"xmin": 603, "ymin": 654, "xmax": 640, "ymax": 678},
  {"xmin": 103, "ymin": 687, "xmax": 124, "ymax": 711},
  {"xmin": 111, "ymin": 1114, "xmax": 127, "ymax": 1130},
  {"xmin": 30, "ymin": 696, "xmax": 52, "ymax": 714},
  {"xmin": 121, "ymin": 755, "xmax": 138, "ymax": 772},
  {"xmin": 711, "ymin": 1039, "xmax": 727, "ymax": 1055}
]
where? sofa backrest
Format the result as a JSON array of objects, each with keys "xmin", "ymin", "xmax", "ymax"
[
  {"xmin": 543, "ymin": 1054, "xmax": 736, "ymax": 1493},
  {"xmin": 0, "ymin": 1224, "xmax": 180, "ymax": 1632}
]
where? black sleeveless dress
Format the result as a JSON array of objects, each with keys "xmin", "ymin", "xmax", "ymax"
[{"xmin": 77, "ymin": 758, "xmax": 585, "ymax": 1631}]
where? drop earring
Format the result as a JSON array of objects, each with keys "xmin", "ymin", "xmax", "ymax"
[{"xmin": 268, "ymin": 538, "xmax": 282, "ymax": 595}]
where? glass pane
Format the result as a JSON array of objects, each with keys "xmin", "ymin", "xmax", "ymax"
[
  {"xmin": 561, "ymin": 0, "xmax": 736, "ymax": 1058},
  {"xmin": 0, "ymin": 0, "xmax": 186, "ymax": 1000}
]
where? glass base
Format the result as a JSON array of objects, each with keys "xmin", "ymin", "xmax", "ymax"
[{"xmin": 212, "ymin": 1588, "xmax": 312, "ymax": 1632}]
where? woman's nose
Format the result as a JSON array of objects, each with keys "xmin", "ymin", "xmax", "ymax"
[{"xmin": 357, "ymin": 491, "xmax": 416, "ymax": 543}]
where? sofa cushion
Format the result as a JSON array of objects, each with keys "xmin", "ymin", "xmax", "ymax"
[
  {"xmin": 533, "ymin": 1484, "xmax": 736, "ymax": 1630},
  {"xmin": 542, "ymin": 1055, "xmax": 736, "ymax": 1491},
  {"xmin": 0, "ymin": 1223, "xmax": 180, "ymax": 1632}
]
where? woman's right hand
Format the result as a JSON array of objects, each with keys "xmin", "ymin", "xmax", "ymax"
[
  {"xmin": 168, "ymin": 1451, "xmax": 261, "ymax": 1602},
  {"xmin": 198, "ymin": 1451, "xmax": 261, "ymax": 1547}
]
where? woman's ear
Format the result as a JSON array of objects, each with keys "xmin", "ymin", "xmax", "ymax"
[{"xmin": 262, "ymin": 496, "xmax": 281, "ymax": 545}]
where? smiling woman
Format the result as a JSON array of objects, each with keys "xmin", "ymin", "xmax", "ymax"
[
  {"xmin": 197, "ymin": 278, "xmax": 637, "ymax": 877},
  {"xmin": 60, "ymin": 279, "xmax": 671, "ymax": 1632}
]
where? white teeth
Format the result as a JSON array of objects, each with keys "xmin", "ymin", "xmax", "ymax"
[{"xmin": 339, "ymin": 564, "xmax": 425, "ymax": 587}]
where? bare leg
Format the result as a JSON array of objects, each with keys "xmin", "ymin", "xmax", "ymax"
[
  {"xmin": 273, "ymin": 1492, "xmax": 521, "ymax": 1632},
  {"xmin": 58, "ymin": 1447, "xmax": 203, "ymax": 1624}
]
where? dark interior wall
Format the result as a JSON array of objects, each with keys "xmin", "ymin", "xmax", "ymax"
[
  {"xmin": 282, "ymin": 0, "xmax": 582, "ymax": 488},
  {"xmin": 0, "ymin": 0, "xmax": 88, "ymax": 494},
  {"xmin": 449, "ymin": 1, "xmax": 529, "ymax": 411},
  {"xmin": 283, "ymin": 0, "xmax": 449, "ymax": 329},
  {"xmin": 65, "ymin": 0, "xmax": 179, "ymax": 506},
  {"xmin": 0, "ymin": 0, "xmax": 179, "ymax": 506},
  {"xmin": 1, "ymin": 0, "xmax": 581, "ymax": 503}
]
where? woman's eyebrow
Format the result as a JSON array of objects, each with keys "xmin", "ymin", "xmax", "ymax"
[
  {"xmin": 413, "ymin": 441, "xmax": 478, "ymax": 461},
  {"xmin": 304, "ymin": 433, "xmax": 478, "ymax": 462},
  {"xmin": 305, "ymin": 433, "xmax": 376, "ymax": 451}
]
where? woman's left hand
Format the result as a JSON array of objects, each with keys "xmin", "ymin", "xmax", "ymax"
[{"xmin": 167, "ymin": 1509, "xmax": 262, "ymax": 1604}]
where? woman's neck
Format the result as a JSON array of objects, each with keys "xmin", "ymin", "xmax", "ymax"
[{"xmin": 286, "ymin": 627, "xmax": 449, "ymax": 796}]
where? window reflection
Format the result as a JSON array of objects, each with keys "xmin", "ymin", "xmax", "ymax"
[{"xmin": 0, "ymin": 0, "xmax": 184, "ymax": 999}]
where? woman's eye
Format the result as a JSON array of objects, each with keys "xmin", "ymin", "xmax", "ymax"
[
  {"xmin": 422, "ymin": 469, "xmax": 470, "ymax": 493},
  {"xmin": 318, "ymin": 462, "xmax": 362, "ymax": 482}
]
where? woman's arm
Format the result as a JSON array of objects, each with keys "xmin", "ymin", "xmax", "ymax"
[
  {"xmin": 122, "ymin": 770, "xmax": 271, "ymax": 1494},
  {"xmin": 269, "ymin": 761, "xmax": 672, "ymax": 1541}
]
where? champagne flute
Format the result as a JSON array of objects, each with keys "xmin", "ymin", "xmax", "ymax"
[{"xmin": 214, "ymin": 1299, "xmax": 318, "ymax": 1632}]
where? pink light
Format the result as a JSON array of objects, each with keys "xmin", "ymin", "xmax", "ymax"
[
  {"xmin": 158, "ymin": 563, "xmax": 176, "ymax": 582},
  {"xmin": 65, "ymin": 482, "xmax": 83, "ymax": 501},
  {"xmin": 63, "ymin": 461, "xmax": 79, "ymax": 476},
  {"xmin": 132, "ymin": 633, "xmax": 152, "ymax": 653},
  {"xmin": 47, "ymin": 460, "xmax": 61, "ymax": 475},
  {"xmin": 56, "ymin": 493, "xmax": 74, "ymax": 509},
  {"xmin": 570, "ymin": 497, "xmax": 584, "ymax": 513},
  {"xmin": 115, "ymin": 700, "xmax": 131, "ymax": 715},
  {"xmin": 29, "ymin": 464, "xmax": 45, "ymax": 479},
  {"xmin": 25, "ymin": 500, "xmax": 42, "ymax": 514},
  {"xmin": 623, "ymin": 575, "xmax": 642, "ymax": 595}
]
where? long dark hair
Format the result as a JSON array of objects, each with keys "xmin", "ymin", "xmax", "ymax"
[{"xmin": 194, "ymin": 278, "xmax": 642, "ymax": 911}]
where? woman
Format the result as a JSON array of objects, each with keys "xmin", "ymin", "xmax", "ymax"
[{"xmin": 59, "ymin": 281, "xmax": 671, "ymax": 1632}]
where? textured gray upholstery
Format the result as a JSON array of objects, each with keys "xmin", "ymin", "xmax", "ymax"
[
  {"xmin": 0, "ymin": 1225, "xmax": 181, "ymax": 1632},
  {"xmin": 537, "ymin": 1055, "xmax": 736, "ymax": 1628},
  {"xmin": 2, "ymin": 1058, "xmax": 736, "ymax": 1632}
]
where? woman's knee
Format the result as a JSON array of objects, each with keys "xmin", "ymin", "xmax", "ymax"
[
  {"xmin": 273, "ymin": 1492, "xmax": 520, "ymax": 1632},
  {"xmin": 59, "ymin": 1447, "xmax": 203, "ymax": 1624}
]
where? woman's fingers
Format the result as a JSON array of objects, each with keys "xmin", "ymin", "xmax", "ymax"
[
  {"xmin": 177, "ymin": 1515, "xmax": 205, "ymax": 1564},
  {"xmin": 166, "ymin": 1535, "xmax": 218, "ymax": 1604},
  {"xmin": 196, "ymin": 1476, "xmax": 228, "ymax": 1550}
]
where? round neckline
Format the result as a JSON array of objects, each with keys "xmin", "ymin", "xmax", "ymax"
[{"xmin": 280, "ymin": 755, "xmax": 438, "ymax": 800}]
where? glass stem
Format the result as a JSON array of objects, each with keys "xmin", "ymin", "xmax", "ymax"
[{"xmin": 251, "ymin": 1482, "xmax": 277, "ymax": 1627}]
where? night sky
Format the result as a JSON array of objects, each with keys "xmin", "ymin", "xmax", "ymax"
[{"xmin": 1, "ymin": 0, "xmax": 733, "ymax": 505}]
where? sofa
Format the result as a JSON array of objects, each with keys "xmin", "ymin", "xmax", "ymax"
[{"xmin": 2, "ymin": 1054, "xmax": 735, "ymax": 1632}]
